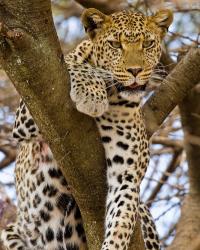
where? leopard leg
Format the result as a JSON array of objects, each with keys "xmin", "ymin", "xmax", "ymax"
[
  {"xmin": 95, "ymin": 106, "xmax": 150, "ymax": 250},
  {"xmin": 68, "ymin": 63, "xmax": 109, "ymax": 117},
  {"xmin": 139, "ymin": 202, "xmax": 161, "ymax": 250},
  {"xmin": 65, "ymin": 40, "xmax": 111, "ymax": 117}
]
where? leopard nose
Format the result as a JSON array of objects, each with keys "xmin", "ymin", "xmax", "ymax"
[{"xmin": 127, "ymin": 67, "xmax": 143, "ymax": 77}]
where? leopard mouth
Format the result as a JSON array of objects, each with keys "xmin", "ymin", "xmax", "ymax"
[
  {"xmin": 125, "ymin": 83, "xmax": 147, "ymax": 91},
  {"xmin": 116, "ymin": 83, "xmax": 147, "ymax": 92}
]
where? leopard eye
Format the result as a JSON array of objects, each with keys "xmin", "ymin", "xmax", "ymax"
[
  {"xmin": 108, "ymin": 40, "xmax": 122, "ymax": 49},
  {"xmin": 143, "ymin": 40, "xmax": 155, "ymax": 49}
]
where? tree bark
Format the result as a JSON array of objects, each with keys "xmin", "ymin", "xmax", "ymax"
[
  {"xmin": 167, "ymin": 87, "xmax": 200, "ymax": 250},
  {"xmin": 143, "ymin": 48, "xmax": 200, "ymax": 138},
  {"xmin": 1, "ymin": 1, "xmax": 200, "ymax": 250}
]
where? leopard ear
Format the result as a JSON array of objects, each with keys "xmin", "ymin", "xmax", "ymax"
[
  {"xmin": 81, "ymin": 8, "xmax": 110, "ymax": 39},
  {"xmin": 151, "ymin": 9, "xmax": 173, "ymax": 36}
]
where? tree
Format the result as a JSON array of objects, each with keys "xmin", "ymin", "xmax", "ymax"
[{"xmin": 0, "ymin": 1, "xmax": 200, "ymax": 250}]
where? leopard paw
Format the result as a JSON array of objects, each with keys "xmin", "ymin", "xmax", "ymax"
[
  {"xmin": 70, "ymin": 86, "xmax": 108, "ymax": 117},
  {"xmin": 69, "ymin": 67, "xmax": 109, "ymax": 117}
]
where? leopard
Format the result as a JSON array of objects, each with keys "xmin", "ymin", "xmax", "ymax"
[{"xmin": 1, "ymin": 8, "xmax": 173, "ymax": 250}]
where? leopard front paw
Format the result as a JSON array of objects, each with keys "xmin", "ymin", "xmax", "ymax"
[
  {"xmin": 68, "ymin": 62, "xmax": 110, "ymax": 117},
  {"xmin": 70, "ymin": 81, "xmax": 109, "ymax": 117},
  {"xmin": 70, "ymin": 88, "xmax": 108, "ymax": 117}
]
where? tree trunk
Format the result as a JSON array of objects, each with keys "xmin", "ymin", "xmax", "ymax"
[
  {"xmin": 0, "ymin": 0, "xmax": 106, "ymax": 248},
  {"xmin": 167, "ymin": 87, "xmax": 200, "ymax": 250}
]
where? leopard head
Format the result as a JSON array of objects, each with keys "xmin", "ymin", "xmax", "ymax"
[{"xmin": 82, "ymin": 8, "xmax": 173, "ymax": 102}]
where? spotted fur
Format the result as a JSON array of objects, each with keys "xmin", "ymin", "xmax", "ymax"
[
  {"xmin": 1, "ymin": 118, "xmax": 86, "ymax": 250},
  {"xmin": 1, "ymin": 8, "xmax": 173, "ymax": 250}
]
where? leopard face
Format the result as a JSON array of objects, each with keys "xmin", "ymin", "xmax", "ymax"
[{"xmin": 82, "ymin": 8, "xmax": 173, "ymax": 102}]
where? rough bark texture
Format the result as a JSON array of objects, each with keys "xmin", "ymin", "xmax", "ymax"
[
  {"xmin": 1, "ymin": 1, "xmax": 200, "ymax": 250},
  {"xmin": 143, "ymin": 48, "xmax": 200, "ymax": 138},
  {"xmin": 167, "ymin": 88, "xmax": 200, "ymax": 250}
]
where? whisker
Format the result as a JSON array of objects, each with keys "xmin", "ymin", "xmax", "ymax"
[
  {"xmin": 106, "ymin": 80, "xmax": 119, "ymax": 89},
  {"xmin": 153, "ymin": 68, "xmax": 167, "ymax": 72}
]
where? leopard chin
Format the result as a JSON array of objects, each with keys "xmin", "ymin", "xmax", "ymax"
[{"xmin": 119, "ymin": 90, "xmax": 145, "ymax": 103}]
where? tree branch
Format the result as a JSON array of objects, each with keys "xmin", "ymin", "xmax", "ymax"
[
  {"xmin": 147, "ymin": 149, "xmax": 182, "ymax": 207},
  {"xmin": 151, "ymin": 136, "xmax": 183, "ymax": 148},
  {"xmin": 0, "ymin": 147, "xmax": 16, "ymax": 170},
  {"xmin": 74, "ymin": 0, "xmax": 127, "ymax": 14},
  {"xmin": 143, "ymin": 48, "xmax": 200, "ymax": 138},
  {"xmin": 0, "ymin": 124, "xmax": 16, "ymax": 169},
  {"xmin": 167, "ymin": 85, "xmax": 200, "ymax": 250}
]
